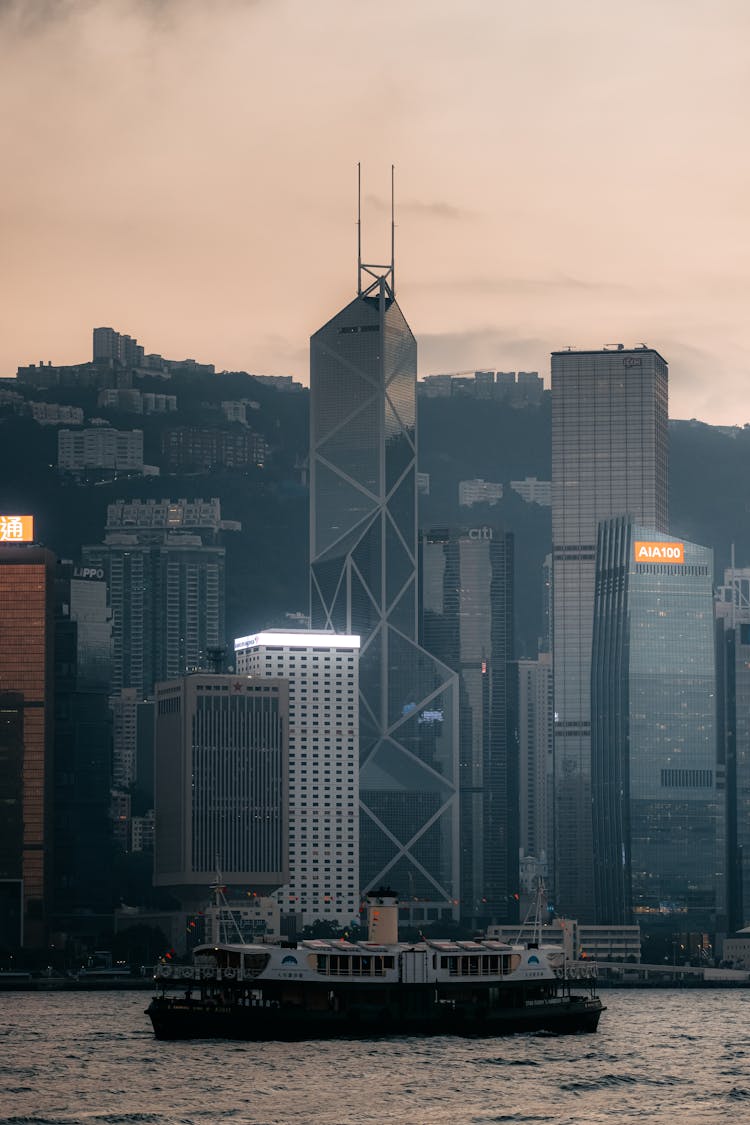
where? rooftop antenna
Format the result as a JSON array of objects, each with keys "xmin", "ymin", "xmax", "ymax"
[
  {"xmin": 357, "ymin": 162, "xmax": 362, "ymax": 296},
  {"xmin": 391, "ymin": 163, "xmax": 396, "ymax": 297},
  {"xmin": 356, "ymin": 163, "xmax": 396, "ymax": 301}
]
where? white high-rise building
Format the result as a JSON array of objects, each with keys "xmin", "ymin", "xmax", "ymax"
[{"xmin": 234, "ymin": 629, "xmax": 360, "ymax": 927}]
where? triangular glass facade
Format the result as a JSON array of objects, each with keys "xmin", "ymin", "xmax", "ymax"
[{"xmin": 310, "ymin": 281, "xmax": 459, "ymax": 912}]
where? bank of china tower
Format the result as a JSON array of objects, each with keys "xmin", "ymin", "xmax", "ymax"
[{"xmin": 309, "ymin": 234, "xmax": 459, "ymax": 921}]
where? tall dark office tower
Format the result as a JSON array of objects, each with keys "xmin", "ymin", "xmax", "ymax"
[
  {"xmin": 310, "ymin": 187, "xmax": 460, "ymax": 918},
  {"xmin": 551, "ymin": 346, "xmax": 668, "ymax": 920},
  {"xmin": 715, "ymin": 567, "xmax": 750, "ymax": 931},
  {"xmin": 421, "ymin": 526, "xmax": 516, "ymax": 926},
  {"xmin": 52, "ymin": 563, "xmax": 113, "ymax": 934},
  {"xmin": 591, "ymin": 520, "xmax": 719, "ymax": 931},
  {"xmin": 0, "ymin": 546, "xmax": 56, "ymax": 947}
]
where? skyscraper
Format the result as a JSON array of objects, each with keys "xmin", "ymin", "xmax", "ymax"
[
  {"xmin": 0, "ymin": 546, "xmax": 56, "ymax": 947},
  {"xmin": 310, "ymin": 193, "xmax": 460, "ymax": 920},
  {"xmin": 715, "ymin": 566, "xmax": 750, "ymax": 931},
  {"xmin": 153, "ymin": 673, "xmax": 288, "ymax": 903},
  {"xmin": 82, "ymin": 529, "xmax": 225, "ymax": 696},
  {"xmin": 421, "ymin": 526, "xmax": 516, "ymax": 925},
  {"xmin": 591, "ymin": 520, "xmax": 719, "ymax": 932},
  {"xmin": 234, "ymin": 629, "xmax": 360, "ymax": 927},
  {"xmin": 52, "ymin": 562, "xmax": 114, "ymax": 933},
  {"xmin": 551, "ymin": 346, "xmax": 668, "ymax": 920},
  {"xmin": 517, "ymin": 652, "xmax": 553, "ymax": 895}
]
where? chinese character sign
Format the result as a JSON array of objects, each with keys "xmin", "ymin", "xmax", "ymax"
[{"xmin": 0, "ymin": 515, "xmax": 34, "ymax": 542}]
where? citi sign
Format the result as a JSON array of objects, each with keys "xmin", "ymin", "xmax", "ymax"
[{"xmin": 634, "ymin": 540, "xmax": 684, "ymax": 564}]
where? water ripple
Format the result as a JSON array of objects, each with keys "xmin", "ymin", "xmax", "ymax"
[{"xmin": 4, "ymin": 990, "xmax": 750, "ymax": 1124}]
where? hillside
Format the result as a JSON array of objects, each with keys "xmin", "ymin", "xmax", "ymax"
[{"xmin": 1, "ymin": 379, "xmax": 748, "ymax": 661}]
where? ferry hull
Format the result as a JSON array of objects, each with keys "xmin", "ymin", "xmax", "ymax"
[{"xmin": 146, "ymin": 994, "xmax": 604, "ymax": 1041}]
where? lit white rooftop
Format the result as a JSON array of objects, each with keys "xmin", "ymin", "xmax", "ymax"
[{"xmin": 234, "ymin": 629, "xmax": 360, "ymax": 651}]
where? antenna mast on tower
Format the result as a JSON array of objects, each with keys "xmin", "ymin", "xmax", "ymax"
[{"xmin": 356, "ymin": 163, "xmax": 396, "ymax": 300}]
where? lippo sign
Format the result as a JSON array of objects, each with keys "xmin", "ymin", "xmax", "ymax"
[
  {"xmin": 634, "ymin": 540, "xmax": 684, "ymax": 564},
  {"xmin": 0, "ymin": 515, "xmax": 34, "ymax": 543}
]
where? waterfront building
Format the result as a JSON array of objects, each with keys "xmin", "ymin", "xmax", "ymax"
[
  {"xmin": 715, "ymin": 566, "xmax": 750, "ymax": 930},
  {"xmin": 421, "ymin": 527, "xmax": 516, "ymax": 925},
  {"xmin": 234, "ymin": 629, "xmax": 360, "ymax": 927},
  {"xmin": 0, "ymin": 545, "xmax": 56, "ymax": 947},
  {"xmin": 153, "ymin": 673, "xmax": 288, "ymax": 902},
  {"xmin": 487, "ymin": 919, "xmax": 642, "ymax": 963},
  {"xmin": 52, "ymin": 562, "xmax": 113, "ymax": 932},
  {"xmin": 309, "ymin": 218, "xmax": 460, "ymax": 920},
  {"xmin": 551, "ymin": 345, "xmax": 668, "ymax": 920},
  {"xmin": 591, "ymin": 519, "xmax": 720, "ymax": 932}
]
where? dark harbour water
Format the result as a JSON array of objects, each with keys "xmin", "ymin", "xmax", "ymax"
[{"xmin": 2, "ymin": 990, "xmax": 750, "ymax": 1125}]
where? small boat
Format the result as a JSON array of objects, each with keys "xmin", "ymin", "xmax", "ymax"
[{"xmin": 146, "ymin": 887, "xmax": 605, "ymax": 1040}]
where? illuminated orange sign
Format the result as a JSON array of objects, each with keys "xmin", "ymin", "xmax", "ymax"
[
  {"xmin": 634, "ymin": 540, "xmax": 684, "ymax": 564},
  {"xmin": 0, "ymin": 515, "xmax": 34, "ymax": 543}
]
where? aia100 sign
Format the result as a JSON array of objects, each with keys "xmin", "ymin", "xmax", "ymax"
[
  {"xmin": 0, "ymin": 515, "xmax": 34, "ymax": 543},
  {"xmin": 634, "ymin": 540, "xmax": 684, "ymax": 564}
]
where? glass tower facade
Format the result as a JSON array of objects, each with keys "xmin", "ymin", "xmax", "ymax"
[
  {"xmin": 421, "ymin": 526, "xmax": 516, "ymax": 925},
  {"xmin": 0, "ymin": 547, "xmax": 56, "ymax": 947},
  {"xmin": 551, "ymin": 346, "xmax": 668, "ymax": 920},
  {"xmin": 591, "ymin": 519, "xmax": 720, "ymax": 930},
  {"xmin": 715, "ymin": 568, "xmax": 750, "ymax": 931},
  {"xmin": 52, "ymin": 564, "xmax": 114, "ymax": 931},
  {"xmin": 310, "ymin": 277, "xmax": 460, "ymax": 917}
]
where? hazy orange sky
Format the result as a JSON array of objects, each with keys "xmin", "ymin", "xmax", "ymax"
[{"xmin": 2, "ymin": 0, "xmax": 749, "ymax": 423}]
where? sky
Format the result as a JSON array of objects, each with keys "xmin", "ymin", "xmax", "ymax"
[{"xmin": 1, "ymin": 0, "xmax": 749, "ymax": 423}]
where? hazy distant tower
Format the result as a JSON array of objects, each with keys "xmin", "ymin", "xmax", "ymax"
[
  {"xmin": 551, "ymin": 346, "xmax": 668, "ymax": 921},
  {"xmin": 421, "ymin": 526, "xmax": 516, "ymax": 926},
  {"xmin": 309, "ymin": 170, "xmax": 460, "ymax": 919}
]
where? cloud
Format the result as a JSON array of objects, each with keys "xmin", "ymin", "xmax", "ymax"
[
  {"xmin": 365, "ymin": 193, "xmax": 474, "ymax": 222},
  {"xmin": 416, "ymin": 326, "xmax": 550, "ymax": 378},
  {"xmin": 411, "ymin": 273, "xmax": 633, "ymax": 297}
]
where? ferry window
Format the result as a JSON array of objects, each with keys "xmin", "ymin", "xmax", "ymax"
[
  {"xmin": 351, "ymin": 956, "xmax": 361, "ymax": 974},
  {"xmin": 384, "ymin": 956, "xmax": 395, "ymax": 969}
]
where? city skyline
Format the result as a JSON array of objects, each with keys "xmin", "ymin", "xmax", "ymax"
[{"xmin": 2, "ymin": 1, "xmax": 750, "ymax": 425}]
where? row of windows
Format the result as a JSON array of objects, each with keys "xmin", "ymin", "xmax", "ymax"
[
  {"xmin": 440, "ymin": 954, "xmax": 517, "ymax": 976},
  {"xmin": 315, "ymin": 954, "xmax": 394, "ymax": 976},
  {"xmin": 661, "ymin": 768, "xmax": 714, "ymax": 788}
]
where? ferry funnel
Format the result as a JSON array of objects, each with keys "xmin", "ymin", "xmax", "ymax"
[{"xmin": 366, "ymin": 887, "xmax": 399, "ymax": 944}]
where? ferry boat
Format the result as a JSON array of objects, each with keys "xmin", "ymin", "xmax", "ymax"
[{"xmin": 146, "ymin": 888, "xmax": 605, "ymax": 1040}]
